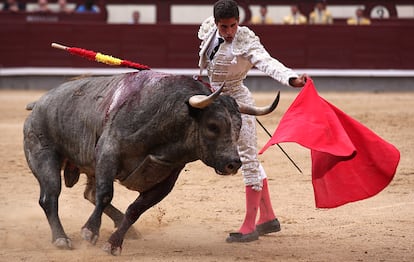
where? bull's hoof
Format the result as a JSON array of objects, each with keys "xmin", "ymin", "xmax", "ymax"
[
  {"xmin": 53, "ymin": 237, "xmax": 73, "ymax": 249},
  {"xmin": 81, "ymin": 227, "xmax": 99, "ymax": 245},
  {"xmin": 102, "ymin": 242, "xmax": 122, "ymax": 256}
]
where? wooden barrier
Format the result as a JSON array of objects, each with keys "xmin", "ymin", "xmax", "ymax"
[
  {"xmin": 1, "ymin": 22, "xmax": 413, "ymax": 69},
  {"xmin": 1, "ymin": 1, "xmax": 413, "ymax": 69}
]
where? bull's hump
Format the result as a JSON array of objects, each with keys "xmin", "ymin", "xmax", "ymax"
[{"xmin": 105, "ymin": 71, "xmax": 171, "ymax": 120}]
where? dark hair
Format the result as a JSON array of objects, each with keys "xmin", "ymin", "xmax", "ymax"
[
  {"xmin": 85, "ymin": 0, "xmax": 95, "ymax": 10},
  {"xmin": 213, "ymin": 0, "xmax": 239, "ymax": 22}
]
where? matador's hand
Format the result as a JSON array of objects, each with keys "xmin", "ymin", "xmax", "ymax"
[{"xmin": 289, "ymin": 74, "xmax": 308, "ymax": 88}]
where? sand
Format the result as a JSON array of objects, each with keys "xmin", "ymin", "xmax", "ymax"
[{"xmin": 0, "ymin": 87, "xmax": 413, "ymax": 261}]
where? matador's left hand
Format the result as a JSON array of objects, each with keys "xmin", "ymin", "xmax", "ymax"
[{"xmin": 289, "ymin": 74, "xmax": 308, "ymax": 88}]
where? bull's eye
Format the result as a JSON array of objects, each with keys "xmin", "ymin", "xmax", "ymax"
[{"xmin": 207, "ymin": 123, "xmax": 220, "ymax": 135}]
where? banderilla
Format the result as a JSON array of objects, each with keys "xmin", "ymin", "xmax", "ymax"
[{"xmin": 256, "ymin": 118, "xmax": 303, "ymax": 174}]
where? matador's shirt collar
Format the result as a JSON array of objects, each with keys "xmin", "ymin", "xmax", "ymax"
[{"xmin": 198, "ymin": 16, "xmax": 261, "ymax": 56}]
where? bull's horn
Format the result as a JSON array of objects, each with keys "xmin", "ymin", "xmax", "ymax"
[
  {"xmin": 189, "ymin": 83, "xmax": 224, "ymax": 109},
  {"xmin": 239, "ymin": 91, "xmax": 280, "ymax": 116}
]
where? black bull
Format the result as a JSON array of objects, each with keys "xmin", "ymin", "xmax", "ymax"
[{"xmin": 23, "ymin": 70, "xmax": 279, "ymax": 255}]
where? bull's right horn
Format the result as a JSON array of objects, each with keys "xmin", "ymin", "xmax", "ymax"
[
  {"xmin": 238, "ymin": 91, "xmax": 280, "ymax": 116},
  {"xmin": 189, "ymin": 83, "xmax": 224, "ymax": 109}
]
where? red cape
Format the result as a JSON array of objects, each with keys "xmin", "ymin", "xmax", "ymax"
[{"xmin": 259, "ymin": 79, "xmax": 400, "ymax": 208}]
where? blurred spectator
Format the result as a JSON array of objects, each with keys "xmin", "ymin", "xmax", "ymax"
[
  {"xmin": 34, "ymin": 0, "xmax": 51, "ymax": 13},
  {"xmin": 347, "ymin": 8, "xmax": 371, "ymax": 25},
  {"xmin": 131, "ymin": 10, "xmax": 140, "ymax": 24},
  {"xmin": 2, "ymin": 0, "xmax": 25, "ymax": 12},
  {"xmin": 57, "ymin": 0, "xmax": 73, "ymax": 14},
  {"xmin": 309, "ymin": 0, "xmax": 333, "ymax": 25},
  {"xmin": 283, "ymin": 5, "xmax": 307, "ymax": 25},
  {"xmin": 250, "ymin": 5, "xmax": 273, "ymax": 24},
  {"xmin": 75, "ymin": 0, "xmax": 99, "ymax": 13}
]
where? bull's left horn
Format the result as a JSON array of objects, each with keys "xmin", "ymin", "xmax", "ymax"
[
  {"xmin": 189, "ymin": 83, "xmax": 224, "ymax": 109},
  {"xmin": 239, "ymin": 91, "xmax": 280, "ymax": 116}
]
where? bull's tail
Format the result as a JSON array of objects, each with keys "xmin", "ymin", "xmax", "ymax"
[{"xmin": 25, "ymin": 102, "xmax": 36, "ymax": 111}]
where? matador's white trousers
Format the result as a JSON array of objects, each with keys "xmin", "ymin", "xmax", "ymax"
[{"xmin": 223, "ymin": 84, "xmax": 267, "ymax": 188}]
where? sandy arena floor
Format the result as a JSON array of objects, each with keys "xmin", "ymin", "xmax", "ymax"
[{"xmin": 0, "ymin": 85, "xmax": 413, "ymax": 261}]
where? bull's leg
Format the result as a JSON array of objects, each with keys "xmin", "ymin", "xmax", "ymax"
[
  {"xmin": 103, "ymin": 170, "xmax": 181, "ymax": 256},
  {"xmin": 83, "ymin": 176, "xmax": 139, "ymax": 239},
  {"xmin": 83, "ymin": 176, "xmax": 125, "ymax": 228},
  {"xmin": 81, "ymin": 179, "xmax": 114, "ymax": 244},
  {"xmin": 81, "ymin": 146, "xmax": 119, "ymax": 245},
  {"xmin": 24, "ymin": 136, "xmax": 71, "ymax": 249}
]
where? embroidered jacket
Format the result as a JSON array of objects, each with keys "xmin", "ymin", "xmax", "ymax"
[{"xmin": 198, "ymin": 16, "xmax": 298, "ymax": 92}]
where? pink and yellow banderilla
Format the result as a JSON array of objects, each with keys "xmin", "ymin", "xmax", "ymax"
[{"xmin": 51, "ymin": 43, "xmax": 150, "ymax": 71}]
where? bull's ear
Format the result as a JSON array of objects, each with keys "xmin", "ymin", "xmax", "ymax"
[
  {"xmin": 188, "ymin": 83, "xmax": 224, "ymax": 109},
  {"xmin": 238, "ymin": 91, "xmax": 280, "ymax": 116}
]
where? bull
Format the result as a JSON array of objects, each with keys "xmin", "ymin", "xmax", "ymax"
[{"xmin": 23, "ymin": 70, "xmax": 279, "ymax": 255}]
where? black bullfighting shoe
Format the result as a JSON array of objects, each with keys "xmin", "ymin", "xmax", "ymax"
[
  {"xmin": 226, "ymin": 230, "xmax": 259, "ymax": 243},
  {"xmin": 256, "ymin": 218, "xmax": 281, "ymax": 236}
]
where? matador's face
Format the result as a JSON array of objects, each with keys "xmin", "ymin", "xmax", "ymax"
[{"xmin": 216, "ymin": 17, "xmax": 239, "ymax": 43}]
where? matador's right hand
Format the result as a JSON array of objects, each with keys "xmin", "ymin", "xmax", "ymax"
[{"xmin": 289, "ymin": 74, "xmax": 308, "ymax": 88}]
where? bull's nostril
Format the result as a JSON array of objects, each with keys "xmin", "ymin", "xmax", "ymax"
[{"xmin": 225, "ymin": 160, "xmax": 242, "ymax": 173}]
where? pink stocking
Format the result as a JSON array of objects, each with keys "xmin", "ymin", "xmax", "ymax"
[
  {"xmin": 257, "ymin": 178, "xmax": 276, "ymax": 225},
  {"xmin": 238, "ymin": 185, "xmax": 261, "ymax": 234}
]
